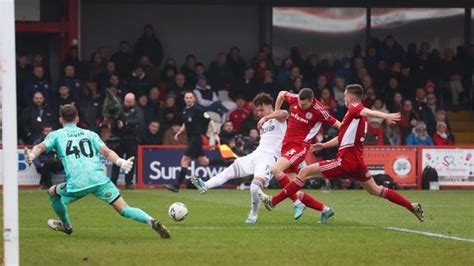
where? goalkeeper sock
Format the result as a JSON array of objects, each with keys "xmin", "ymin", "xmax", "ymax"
[
  {"xmin": 120, "ymin": 206, "xmax": 153, "ymax": 225},
  {"xmin": 49, "ymin": 193, "xmax": 70, "ymax": 227}
]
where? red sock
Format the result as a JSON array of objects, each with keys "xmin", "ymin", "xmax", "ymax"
[
  {"xmin": 380, "ymin": 188, "xmax": 414, "ymax": 212},
  {"xmin": 299, "ymin": 192, "xmax": 324, "ymax": 211},
  {"xmin": 272, "ymin": 178, "xmax": 305, "ymax": 206},
  {"xmin": 278, "ymin": 175, "xmax": 299, "ymax": 203}
]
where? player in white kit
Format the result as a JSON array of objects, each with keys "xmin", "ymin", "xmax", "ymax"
[{"xmin": 191, "ymin": 93, "xmax": 287, "ymax": 224}]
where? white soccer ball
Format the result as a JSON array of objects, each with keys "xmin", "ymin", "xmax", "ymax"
[{"xmin": 168, "ymin": 202, "xmax": 188, "ymax": 222}]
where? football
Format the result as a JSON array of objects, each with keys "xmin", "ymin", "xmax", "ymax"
[{"xmin": 168, "ymin": 202, "xmax": 188, "ymax": 221}]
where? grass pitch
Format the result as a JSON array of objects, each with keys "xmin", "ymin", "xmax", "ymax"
[{"xmin": 2, "ymin": 189, "xmax": 474, "ymax": 265}]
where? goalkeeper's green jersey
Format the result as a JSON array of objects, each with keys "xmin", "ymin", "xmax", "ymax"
[{"xmin": 43, "ymin": 123, "xmax": 109, "ymax": 192}]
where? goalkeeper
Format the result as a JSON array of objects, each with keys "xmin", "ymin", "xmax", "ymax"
[{"xmin": 24, "ymin": 104, "xmax": 171, "ymax": 239}]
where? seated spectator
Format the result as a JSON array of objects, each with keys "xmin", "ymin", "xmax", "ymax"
[
  {"xmin": 79, "ymin": 82, "xmax": 103, "ymax": 131},
  {"xmin": 33, "ymin": 123, "xmax": 63, "ymax": 189},
  {"xmin": 335, "ymin": 57, "xmax": 352, "ymax": 84},
  {"xmin": 163, "ymin": 124, "xmax": 187, "ymax": 145},
  {"xmin": 289, "ymin": 76, "xmax": 304, "ymax": 94},
  {"xmin": 143, "ymin": 87, "xmax": 163, "ymax": 125},
  {"xmin": 239, "ymin": 106, "xmax": 258, "ymax": 135},
  {"xmin": 226, "ymin": 46, "xmax": 247, "ymax": 79},
  {"xmin": 23, "ymin": 65, "xmax": 53, "ymax": 106},
  {"xmin": 208, "ymin": 52, "xmax": 233, "ymax": 92},
  {"xmin": 158, "ymin": 63, "xmax": 177, "ymax": 98},
  {"xmin": 387, "ymin": 92, "xmax": 403, "ymax": 113},
  {"xmin": 58, "ymin": 64, "xmax": 82, "ymax": 100},
  {"xmin": 383, "ymin": 76, "xmax": 401, "ymax": 105},
  {"xmin": 56, "ymin": 84, "xmax": 77, "ymax": 112},
  {"xmin": 107, "ymin": 74, "xmax": 126, "ymax": 98},
  {"xmin": 231, "ymin": 67, "xmax": 259, "ymax": 101},
  {"xmin": 435, "ymin": 109, "xmax": 452, "ymax": 132},
  {"xmin": 110, "ymin": 40, "xmax": 133, "ymax": 79},
  {"xmin": 406, "ymin": 121, "xmax": 433, "ymax": 145},
  {"xmin": 314, "ymin": 74, "xmax": 328, "ymax": 97},
  {"xmin": 127, "ymin": 65, "xmax": 152, "ymax": 96},
  {"xmin": 413, "ymin": 87, "xmax": 427, "ymax": 114},
  {"xmin": 137, "ymin": 94, "xmax": 148, "ymax": 110},
  {"xmin": 362, "ymin": 87, "xmax": 376, "ymax": 108},
  {"xmin": 261, "ymin": 70, "xmax": 277, "ymax": 98},
  {"xmin": 378, "ymin": 35, "xmax": 406, "ymax": 65},
  {"xmin": 302, "ymin": 54, "xmax": 320, "ymax": 85},
  {"xmin": 243, "ymin": 128, "xmax": 259, "ymax": 153},
  {"xmin": 139, "ymin": 55, "xmax": 161, "ymax": 85},
  {"xmin": 286, "ymin": 66, "xmax": 302, "ymax": 89},
  {"xmin": 432, "ymin": 121, "xmax": 455, "ymax": 146},
  {"xmin": 102, "ymin": 86, "xmax": 123, "ymax": 126},
  {"xmin": 161, "ymin": 95, "xmax": 182, "ymax": 132},
  {"xmin": 181, "ymin": 54, "xmax": 197, "ymax": 87},
  {"xmin": 332, "ymin": 76, "xmax": 345, "ymax": 107},
  {"xmin": 61, "ymin": 47, "xmax": 82, "ymax": 78},
  {"xmin": 320, "ymin": 88, "xmax": 337, "ymax": 115},
  {"xmin": 421, "ymin": 93, "xmax": 438, "ymax": 135},
  {"xmin": 219, "ymin": 121, "xmax": 236, "ymax": 145},
  {"xmin": 399, "ymin": 99, "xmax": 420, "ymax": 144},
  {"xmin": 21, "ymin": 91, "xmax": 57, "ymax": 144},
  {"xmin": 134, "ymin": 24, "xmax": 163, "ymax": 66},
  {"xmin": 228, "ymin": 95, "xmax": 250, "ymax": 132},
  {"xmin": 372, "ymin": 98, "xmax": 389, "ymax": 114},
  {"xmin": 365, "ymin": 117, "xmax": 389, "ymax": 145},
  {"xmin": 386, "ymin": 125, "xmax": 402, "ymax": 145},
  {"xmin": 373, "ymin": 59, "xmax": 390, "ymax": 91},
  {"xmin": 194, "ymin": 75, "xmax": 228, "ymax": 116},
  {"xmin": 255, "ymin": 59, "xmax": 268, "ymax": 83},
  {"xmin": 140, "ymin": 120, "xmax": 163, "ymax": 145},
  {"xmin": 168, "ymin": 73, "xmax": 189, "ymax": 110}
]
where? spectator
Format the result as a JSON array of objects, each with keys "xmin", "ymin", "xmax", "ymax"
[
  {"xmin": 441, "ymin": 48, "xmax": 462, "ymax": 80},
  {"xmin": 56, "ymin": 84, "xmax": 77, "ymax": 112},
  {"xmin": 243, "ymin": 128, "xmax": 259, "ymax": 153},
  {"xmin": 163, "ymin": 124, "xmax": 187, "ymax": 145},
  {"xmin": 372, "ymin": 98, "xmax": 389, "ymax": 114},
  {"xmin": 181, "ymin": 54, "xmax": 197, "ymax": 87},
  {"xmin": 387, "ymin": 92, "xmax": 403, "ymax": 113},
  {"xmin": 231, "ymin": 67, "xmax": 258, "ymax": 101},
  {"xmin": 364, "ymin": 46, "xmax": 378, "ymax": 75},
  {"xmin": 255, "ymin": 59, "xmax": 268, "ymax": 83},
  {"xmin": 57, "ymin": 64, "xmax": 82, "ymax": 100},
  {"xmin": 140, "ymin": 120, "xmax": 163, "ymax": 145},
  {"xmin": 159, "ymin": 63, "xmax": 177, "ymax": 95},
  {"xmin": 87, "ymin": 52, "xmax": 105, "ymax": 82},
  {"xmin": 289, "ymin": 76, "xmax": 304, "ymax": 94},
  {"xmin": 378, "ymin": 35, "xmax": 406, "ymax": 65},
  {"xmin": 365, "ymin": 117, "xmax": 389, "ymax": 145},
  {"xmin": 334, "ymin": 57, "xmax": 352, "ymax": 84},
  {"xmin": 161, "ymin": 95, "xmax": 182, "ymax": 132},
  {"xmin": 373, "ymin": 59, "xmax": 390, "ymax": 92},
  {"xmin": 432, "ymin": 122, "xmax": 454, "ymax": 146},
  {"xmin": 127, "ymin": 65, "xmax": 152, "ymax": 96},
  {"xmin": 261, "ymin": 70, "xmax": 277, "ymax": 98},
  {"xmin": 107, "ymin": 74, "xmax": 125, "ymax": 98},
  {"xmin": 21, "ymin": 91, "xmax": 56, "ymax": 144},
  {"xmin": 384, "ymin": 76, "xmax": 401, "ymax": 107},
  {"xmin": 97, "ymin": 61, "xmax": 117, "ymax": 92},
  {"xmin": 399, "ymin": 99, "xmax": 420, "ymax": 144},
  {"xmin": 407, "ymin": 121, "xmax": 433, "ymax": 145},
  {"xmin": 386, "ymin": 125, "xmax": 402, "ymax": 145},
  {"xmin": 276, "ymin": 57, "xmax": 293, "ymax": 89},
  {"xmin": 110, "ymin": 40, "xmax": 133, "ymax": 79},
  {"xmin": 31, "ymin": 53, "xmax": 51, "ymax": 81},
  {"xmin": 17, "ymin": 52, "xmax": 32, "ymax": 108},
  {"xmin": 228, "ymin": 95, "xmax": 250, "ymax": 132},
  {"xmin": 333, "ymin": 76, "xmax": 345, "ymax": 107},
  {"xmin": 226, "ymin": 46, "xmax": 247, "ymax": 79},
  {"xmin": 413, "ymin": 87, "xmax": 427, "ymax": 115},
  {"xmin": 239, "ymin": 106, "xmax": 258, "ymax": 135},
  {"xmin": 447, "ymin": 72, "xmax": 465, "ymax": 105},
  {"xmin": 290, "ymin": 46, "xmax": 304, "ymax": 67},
  {"xmin": 79, "ymin": 82, "xmax": 103, "ymax": 131},
  {"xmin": 421, "ymin": 93, "xmax": 438, "ymax": 135},
  {"xmin": 435, "ymin": 110, "xmax": 452, "ymax": 133},
  {"xmin": 398, "ymin": 64, "xmax": 417, "ymax": 100},
  {"xmin": 302, "ymin": 54, "xmax": 320, "ymax": 85},
  {"xmin": 143, "ymin": 87, "xmax": 163, "ymax": 125},
  {"xmin": 320, "ymin": 88, "xmax": 337, "ymax": 115},
  {"xmin": 61, "ymin": 47, "xmax": 82, "ymax": 78},
  {"xmin": 139, "ymin": 55, "xmax": 161, "ymax": 85},
  {"xmin": 134, "ymin": 24, "xmax": 164, "ymax": 66},
  {"xmin": 111, "ymin": 93, "xmax": 144, "ymax": 189},
  {"xmin": 102, "ymin": 86, "xmax": 123, "ymax": 127},
  {"xmin": 189, "ymin": 62, "xmax": 206, "ymax": 89},
  {"xmin": 414, "ymin": 41, "xmax": 430, "ymax": 80},
  {"xmin": 194, "ymin": 75, "xmax": 228, "ymax": 116},
  {"xmin": 362, "ymin": 87, "xmax": 377, "ymax": 108},
  {"xmin": 32, "ymin": 123, "xmax": 63, "ymax": 189},
  {"xmin": 168, "ymin": 73, "xmax": 189, "ymax": 110},
  {"xmin": 23, "ymin": 65, "xmax": 53, "ymax": 106},
  {"xmin": 208, "ymin": 52, "xmax": 233, "ymax": 92},
  {"xmin": 219, "ymin": 121, "xmax": 234, "ymax": 144},
  {"xmin": 314, "ymin": 74, "xmax": 328, "ymax": 97},
  {"xmin": 98, "ymin": 46, "xmax": 109, "ymax": 62}
]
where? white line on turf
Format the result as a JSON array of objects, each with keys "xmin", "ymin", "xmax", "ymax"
[{"xmin": 385, "ymin": 227, "xmax": 474, "ymax": 243}]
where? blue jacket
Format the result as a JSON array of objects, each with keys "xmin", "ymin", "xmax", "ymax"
[
  {"xmin": 406, "ymin": 133, "xmax": 434, "ymax": 146},
  {"xmin": 23, "ymin": 76, "xmax": 52, "ymax": 106}
]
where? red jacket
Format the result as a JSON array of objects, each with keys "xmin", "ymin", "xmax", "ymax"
[
  {"xmin": 229, "ymin": 108, "xmax": 250, "ymax": 132},
  {"xmin": 432, "ymin": 132, "xmax": 454, "ymax": 145}
]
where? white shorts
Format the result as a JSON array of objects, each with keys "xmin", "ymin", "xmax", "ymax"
[{"xmin": 233, "ymin": 151, "xmax": 279, "ymax": 187}]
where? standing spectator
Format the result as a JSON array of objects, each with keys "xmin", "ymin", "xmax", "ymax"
[
  {"xmin": 194, "ymin": 76, "xmax": 227, "ymax": 116},
  {"xmin": 406, "ymin": 121, "xmax": 433, "ymax": 146},
  {"xmin": 290, "ymin": 46, "xmax": 305, "ymax": 67},
  {"xmin": 286, "ymin": 66, "xmax": 301, "ymax": 89},
  {"xmin": 440, "ymin": 48, "xmax": 462, "ymax": 81},
  {"xmin": 231, "ymin": 67, "xmax": 258, "ymax": 101},
  {"xmin": 189, "ymin": 63, "xmax": 206, "ymax": 89},
  {"xmin": 127, "ymin": 65, "xmax": 152, "ymax": 96},
  {"xmin": 134, "ymin": 24, "xmax": 164, "ymax": 66},
  {"xmin": 276, "ymin": 57, "xmax": 294, "ymax": 89},
  {"xmin": 399, "ymin": 99, "xmax": 420, "ymax": 144},
  {"xmin": 398, "ymin": 64, "xmax": 417, "ymax": 100},
  {"xmin": 21, "ymin": 92, "xmax": 57, "ymax": 144},
  {"xmin": 111, "ymin": 93, "xmax": 144, "ymax": 189},
  {"xmin": 58, "ymin": 64, "xmax": 82, "ymax": 100},
  {"xmin": 432, "ymin": 122, "xmax": 454, "ymax": 146},
  {"xmin": 226, "ymin": 46, "xmax": 247, "ymax": 79},
  {"xmin": 110, "ymin": 41, "xmax": 134, "ymax": 79},
  {"xmin": 87, "ymin": 52, "xmax": 105, "ymax": 82},
  {"xmin": 24, "ymin": 65, "xmax": 53, "ymax": 106},
  {"xmin": 61, "ymin": 47, "xmax": 82, "ymax": 77},
  {"xmin": 31, "ymin": 53, "xmax": 51, "ymax": 81},
  {"xmin": 373, "ymin": 59, "xmax": 390, "ymax": 92},
  {"xmin": 334, "ymin": 57, "xmax": 352, "ymax": 84},
  {"xmin": 421, "ymin": 93, "xmax": 438, "ymax": 135},
  {"xmin": 102, "ymin": 86, "xmax": 123, "ymax": 128},
  {"xmin": 364, "ymin": 46, "xmax": 378, "ymax": 75},
  {"xmin": 97, "ymin": 61, "xmax": 117, "ymax": 92},
  {"xmin": 181, "ymin": 54, "xmax": 197, "ymax": 87},
  {"xmin": 17, "ymin": 52, "xmax": 32, "ymax": 108},
  {"xmin": 364, "ymin": 117, "xmax": 389, "ymax": 145},
  {"xmin": 139, "ymin": 55, "xmax": 161, "ymax": 85},
  {"xmin": 378, "ymin": 35, "xmax": 406, "ymax": 65},
  {"xmin": 32, "ymin": 123, "xmax": 63, "ymax": 189},
  {"xmin": 107, "ymin": 74, "xmax": 126, "ymax": 98},
  {"xmin": 302, "ymin": 54, "xmax": 320, "ymax": 85},
  {"xmin": 208, "ymin": 52, "xmax": 233, "ymax": 92},
  {"xmin": 140, "ymin": 120, "xmax": 163, "ymax": 145},
  {"xmin": 333, "ymin": 76, "xmax": 346, "ymax": 107},
  {"xmin": 228, "ymin": 95, "xmax": 249, "ymax": 132},
  {"xmin": 219, "ymin": 121, "xmax": 236, "ymax": 145},
  {"xmin": 447, "ymin": 72, "xmax": 465, "ymax": 105}
]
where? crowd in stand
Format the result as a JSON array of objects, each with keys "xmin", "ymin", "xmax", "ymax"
[{"xmin": 16, "ymin": 24, "xmax": 474, "ymax": 156}]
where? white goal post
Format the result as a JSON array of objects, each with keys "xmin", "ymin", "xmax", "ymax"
[{"xmin": 0, "ymin": 0, "xmax": 20, "ymax": 265}]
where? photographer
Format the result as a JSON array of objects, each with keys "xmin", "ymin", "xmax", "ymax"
[
  {"xmin": 32, "ymin": 123, "xmax": 63, "ymax": 189},
  {"xmin": 111, "ymin": 93, "xmax": 144, "ymax": 189}
]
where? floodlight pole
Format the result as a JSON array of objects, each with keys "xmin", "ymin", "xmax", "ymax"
[{"xmin": 0, "ymin": 0, "xmax": 20, "ymax": 265}]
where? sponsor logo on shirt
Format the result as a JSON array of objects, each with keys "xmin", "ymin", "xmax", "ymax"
[{"xmin": 290, "ymin": 112, "xmax": 309, "ymax": 124}]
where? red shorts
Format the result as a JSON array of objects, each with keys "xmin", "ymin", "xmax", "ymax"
[
  {"xmin": 319, "ymin": 157, "xmax": 371, "ymax": 182},
  {"xmin": 281, "ymin": 142, "xmax": 309, "ymax": 173}
]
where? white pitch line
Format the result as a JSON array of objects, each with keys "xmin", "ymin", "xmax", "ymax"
[{"xmin": 385, "ymin": 227, "xmax": 474, "ymax": 243}]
